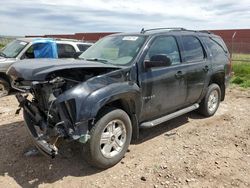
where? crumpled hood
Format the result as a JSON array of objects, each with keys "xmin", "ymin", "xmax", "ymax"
[{"xmin": 7, "ymin": 58, "xmax": 119, "ymax": 81}]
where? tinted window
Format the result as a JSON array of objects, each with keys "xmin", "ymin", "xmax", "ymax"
[
  {"xmin": 203, "ymin": 37, "xmax": 226, "ymax": 59},
  {"xmin": 77, "ymin": 44, "xmax": 91, "ymax": 52},
  {"xmin": 146, "ymin": 36, "xmax": 180, "ymax": 65},
  {"xmin": 182, "ymin": 36, "xmax": 204, "ymax": 62},
  {"xmin": 57, "ymin": 44, "xmax": 76, "ymax": 58},
  {"xmin": 211, "ymin": 37, "xmax": 228, "ymax": 53}
]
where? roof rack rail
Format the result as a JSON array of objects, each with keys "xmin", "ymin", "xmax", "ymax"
[
  {"xmin": 140, "ymin": 27, "xmax": 186, "ymax": 33},
  {"xmin": 198, "ymin": 30, "xmax": 212, "ymax": 34},
  {"xmin": 52, "ymin": 38, "xmax": 80, "ymax": 42},
  {"xmin": 140, "ymin": 28, "xmax": 213, "ymax": 35}
]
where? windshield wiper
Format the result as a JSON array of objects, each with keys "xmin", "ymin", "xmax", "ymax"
[
  {"xmin": 85, "ymin": 58, "xmax": 108, "ymax": 64},
  {"xmin": 0, "ymin": 51, "xmax": 7, "ymax": 58}
]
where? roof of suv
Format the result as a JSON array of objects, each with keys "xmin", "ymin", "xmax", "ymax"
[{"xmin": 110, "ymin": 28, "xmax": 219, "ymax": 38}]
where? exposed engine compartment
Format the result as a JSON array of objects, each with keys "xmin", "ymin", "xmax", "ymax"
[
  {"xmin": 13, "ymin": 67, "xmax": 118, "ymax": 150},
  {"xmin": 25, "ymin": 67, "xmax": 115, "ymax": 132}
]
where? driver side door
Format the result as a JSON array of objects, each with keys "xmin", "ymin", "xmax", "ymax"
[{"xmin": 139, "ymin": 35, "xmax": 187, "ymax": 122}]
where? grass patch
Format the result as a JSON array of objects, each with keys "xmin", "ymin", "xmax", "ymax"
[
  {"xmin": 231, "ymin": 61, "xmax": 250, "ymax": 88},
  {"xmin": 0, "ymin": 44, "xmax": 5, "ymax": 49}
]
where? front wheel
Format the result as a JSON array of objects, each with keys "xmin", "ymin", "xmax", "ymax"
[
  {"xmin": 198, "ymin": 83, "xmax": 221, "ymax": 117},
  {"xmin": 83, "ymin": 108, "xmax": 132, "ymax": 169},
  {"xmin": 0, "ymin": 78, "xmax": 10, "ymax": 97}
]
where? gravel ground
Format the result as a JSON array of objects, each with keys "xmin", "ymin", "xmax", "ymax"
[{"xmin": 0, "ymin": 86, "xmax": 249, "ymax": 188}]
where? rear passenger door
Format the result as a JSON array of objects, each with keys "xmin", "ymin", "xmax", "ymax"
[
  {"xmin": 77, "ymin": 44, "xmax": 91, "ymax": 52},
  {"xmin": 180, "ymin": 35, "xmax": 210, "ymax": 105}
]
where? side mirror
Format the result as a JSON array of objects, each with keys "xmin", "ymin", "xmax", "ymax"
[
  {"xmin": 144, "ymin": 54, "xmax": 172, "ymax": 69},
  {"xmin": 74, "ymin": 51, "xmax": 83, "ymax": 59}
]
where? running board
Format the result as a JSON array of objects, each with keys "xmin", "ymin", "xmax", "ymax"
[{"xmin": 140, "ymin": 103, "xmax": 199, "ymax": 128}]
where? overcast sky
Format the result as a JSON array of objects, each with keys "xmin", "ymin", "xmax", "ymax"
[{"xmin": 1, "ymin": 0, "xmax": 250, "ymax": 36}]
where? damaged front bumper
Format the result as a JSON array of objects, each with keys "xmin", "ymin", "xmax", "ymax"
[
  {"xmin": 16, "ymin": 93, "xmax": 90, "ymax": 158},
  {"xmin": 17, "ymin": 94, "xmax": 59, "ymax": 157}
]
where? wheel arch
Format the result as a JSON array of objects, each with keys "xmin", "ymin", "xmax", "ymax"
[
  {"xmin": 209, "ymin": 71, "xmax": 225, "ymax": 101},
  {"xmin": 95, "ymin": 97, "xmax": 140, "ymax": 141}
]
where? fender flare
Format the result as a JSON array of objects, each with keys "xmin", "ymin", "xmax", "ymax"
[{"xmin": 77, "ymin": 82, "xmax": 141, "ymax": 122}]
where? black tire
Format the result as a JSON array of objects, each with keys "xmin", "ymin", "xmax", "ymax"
[
  {"xmin": 0, "ymin": 78, "xmax": 10, "ymax": 97},
  {"xmin": 198, "ymin": 83, "xmax": 221, "ymax": 117},
  {"xmin": 83, "ymin": 108, "xmax": 132, "ymax": 169}
]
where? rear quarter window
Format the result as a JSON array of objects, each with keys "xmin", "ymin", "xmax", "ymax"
[
  {"xmin": 211, "ymin": 37, "xmax": 228, "ymax": 53},
  {"xmin": 181, "ymin": 36, "xmax": 205, "ymax": 62},
  {"xmin": 77, "ymin": 44, "xmax": 91, "ymax": 52},
  {"xmin": 202, "ymin": 37, "xmax": 227, "ymax": 60}
]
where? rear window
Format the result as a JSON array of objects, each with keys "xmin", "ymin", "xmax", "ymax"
[
  {"xmin": 77, "ymin": 44, "xmax": 91, "ymax": 52},
  {"xmin": 211, "ymin": 37, "xmax": 228, "ymax": 53},
  {"xmin": 182, "ymin": 36, "xmax": 205, "ymax": 62},
  {"xmin": 203, "ymin": 37, "xmax": 227, "ymax": 58}
]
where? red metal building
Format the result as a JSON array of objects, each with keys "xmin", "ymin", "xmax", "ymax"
[{"xmin": 210, "ymin": 29, "xmax": 250, "ymax": 53}]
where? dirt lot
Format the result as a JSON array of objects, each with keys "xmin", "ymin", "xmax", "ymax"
[{"xmin": 0, "ymin": 87, "xmax": 249, "ymax": 188}]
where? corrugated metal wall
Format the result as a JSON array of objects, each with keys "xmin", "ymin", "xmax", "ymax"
[{"xmin": 210, "ymin": 29, "xmax": 250, "ymax": 54}]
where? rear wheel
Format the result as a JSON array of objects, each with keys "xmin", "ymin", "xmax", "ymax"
[
  {"xmin": 198, "ymin": 83, "xmax": 221, "ymax": 117},
  {"xmin": 0, "ymin": 78, "xmax": 10, "ymax": 97},
  {"xmin": 83, "ymin": 108, "xmax": 132, "ymax": 169}
]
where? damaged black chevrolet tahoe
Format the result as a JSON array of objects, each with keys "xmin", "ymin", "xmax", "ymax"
[{"xmin": 7, "ymin": 28, "xmax": 232, "ymax": 169}]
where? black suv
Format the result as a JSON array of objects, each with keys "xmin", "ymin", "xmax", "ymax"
[{"xmin": 7, "ymin": 28, "xmax": 232, "ymax": 169}]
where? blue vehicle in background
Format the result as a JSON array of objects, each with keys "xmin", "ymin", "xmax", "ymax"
[{"xmin": 0, "ymin": 38, "xmax": 93, "ymax": 96}]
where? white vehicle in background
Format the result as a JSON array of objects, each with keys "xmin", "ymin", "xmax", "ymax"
[{"xmin": 0, "ymin": 38, "xmax": 93, "ymax": 97}]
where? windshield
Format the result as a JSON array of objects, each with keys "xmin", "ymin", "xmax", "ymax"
[
  {"xmin": 79, "ymin": 35, "xmax": 146, "ymax": 66},
  {"xmin": 0, "ymin": 40, "xmax": 28, "ymax": 58}
]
